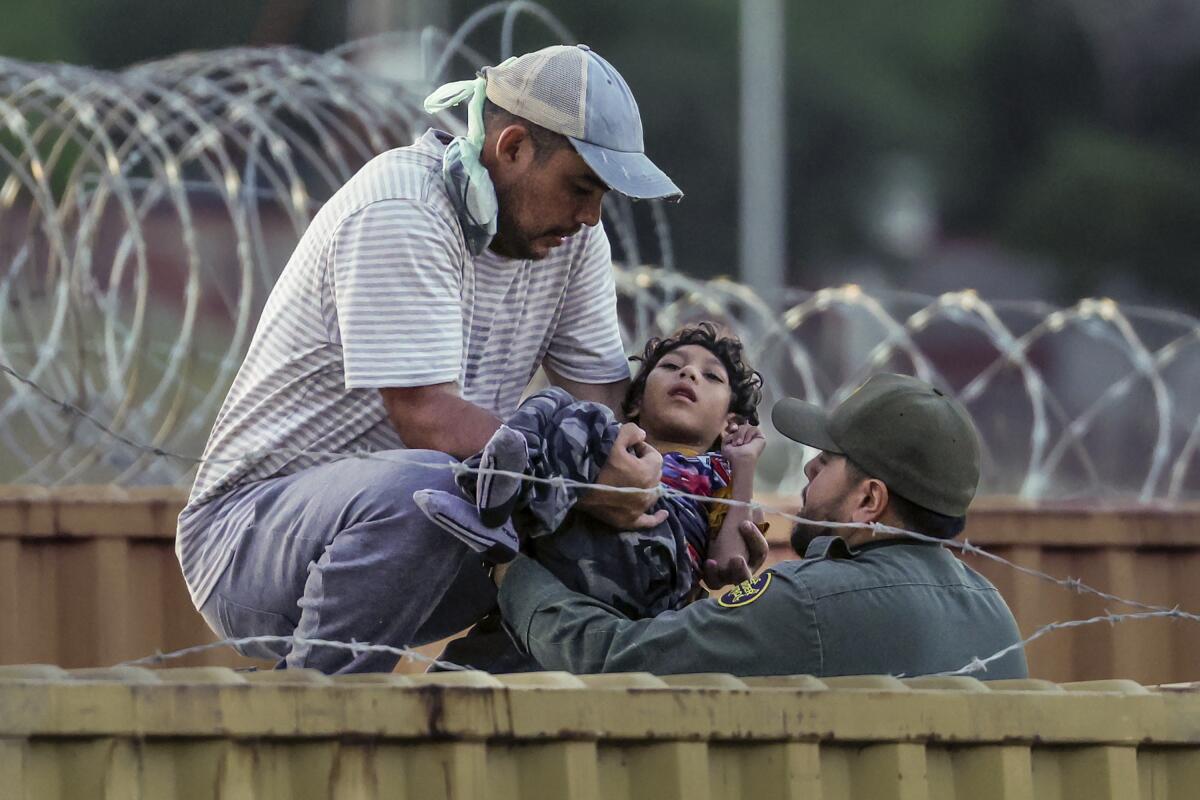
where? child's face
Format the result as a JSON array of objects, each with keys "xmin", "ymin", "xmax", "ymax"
[{"xmin": 634, "ymin": 344, "xmax": 735, "ymax": 447}]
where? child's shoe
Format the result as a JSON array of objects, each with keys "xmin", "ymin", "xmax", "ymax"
[
  {"xmin": 477, "ymin": 424, "xmax": 530, "ymax": 527},
  {"xmin": 413, "ymin": 489, "xmax": 520, "ymax": 564}
]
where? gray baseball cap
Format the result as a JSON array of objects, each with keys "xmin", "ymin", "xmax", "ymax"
[
  {"xmin": 484, "ymin": 44, "xmax": 682, "ymax": 201},
  {"xmin": 772, "ymin": 374, "xmax": 982, "ymax": 517}
]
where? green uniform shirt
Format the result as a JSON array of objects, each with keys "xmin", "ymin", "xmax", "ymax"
[{"xmin": 498, "ymin": 535, "xmax": 1029, "ymax": 679}]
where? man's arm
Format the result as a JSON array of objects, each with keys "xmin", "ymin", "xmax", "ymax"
[
  {"xmin": 495, "ymin": 524, "xmax": 788, "ymax": 676},
  {"xmin": 332, "ymin": 199, "xmax": 485, "ymax": 456},
  {"xmin": 544, "ymin": 363, "xmax": 629, "ymax": 419},
  {"xmin": 379, "ymin": 384, "xmax": 500, "ymax": 460}
]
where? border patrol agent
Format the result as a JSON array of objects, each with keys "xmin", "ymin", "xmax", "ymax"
[{"xmin": 493, "ymin": 374, "xmax": 1029, "ymax": 679}]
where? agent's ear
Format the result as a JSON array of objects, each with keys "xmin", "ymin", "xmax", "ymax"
[{"xmin": 849, "ymin": 478, "xmax": 889, "ymax": 525}]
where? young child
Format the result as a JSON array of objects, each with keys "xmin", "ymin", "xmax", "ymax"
[{"xmin": 415, "ymin": 322, "xmax": 766, "ymax": 627}]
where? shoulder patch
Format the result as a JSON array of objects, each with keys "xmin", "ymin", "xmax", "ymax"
[{"xmin": 717, "ymin": 572, "xmax": 773, "ymax": 608}]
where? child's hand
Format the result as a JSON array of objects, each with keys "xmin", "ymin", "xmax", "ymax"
[
  {"xmin": 703, "ymin": 521, "xmax": 769, "ymax": 588},
  {"xmin": 703, "ymin": 553, "xmax": 751, "ymax": 589},
  {"xmin": 722, "ymin": 423, "xmax": 766, "ymax": 465}
]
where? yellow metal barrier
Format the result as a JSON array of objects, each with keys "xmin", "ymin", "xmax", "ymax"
[
  {"xmin": 2, "ymin": 665, "xmax": 1199, "ymax": 799},
  {"xmin": 5, "ymin": 485, "xmax": 1200, "ymax": 683}
]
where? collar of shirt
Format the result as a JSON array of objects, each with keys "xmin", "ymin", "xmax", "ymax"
[{"xmin": 803, "ymin": 534, "xmax": 945, "ymax": 560}]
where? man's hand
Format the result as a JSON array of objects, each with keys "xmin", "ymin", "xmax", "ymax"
[
  {"xmin": 702, "ymin": 519, "xmax": 771, "ymax": 588},
  {"xmin": 721, "ymin": 423, "xmax": 766, "ymax": 466},
  {"xmin": 575, "ymin": 423, "xmax": 668, "ymax": 530},
  {"xmin": 492, "ymin": 562, "xmax": 511, "ymax": 587}
]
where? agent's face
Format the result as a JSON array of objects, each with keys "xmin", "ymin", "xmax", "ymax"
[
  {"xmin": 634, "ymin": 344, "xmax": 734, "ymax": 449},
  {"xmin": 490, "ymin": 135, "xmax": 608, "ymax": 260},
  {"xmin": 790, "ymin": 451, "xmax": 858, "ymax": 555}
]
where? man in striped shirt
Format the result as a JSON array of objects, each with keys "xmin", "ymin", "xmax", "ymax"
[{"xmin": 177, "ymin": 45, "xmax": 682, "ymax": 672}]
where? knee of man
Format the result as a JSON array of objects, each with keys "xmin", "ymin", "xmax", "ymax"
[{"xmin": 344, "ymin": 450, "xmax": 461, "ymax": 520}]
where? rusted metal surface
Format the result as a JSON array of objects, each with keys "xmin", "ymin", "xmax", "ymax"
[
  {"xmin": 1, "ymin": 667, "xmax": 1198, "ymax": 799},
  {"xmin": 1, "ymin": 486, "xmax": 1199, "ymax": 684}
]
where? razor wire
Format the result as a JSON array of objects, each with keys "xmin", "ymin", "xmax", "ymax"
[
  {"xmin": 0, "ymin": 6, "xmax": 671, "ymax": 486},
  {"xmin": 1, "ymin": 7, "xmax": 1199, "ymax": 677},
  {"xmin": 1, "ymin": 13, "xmax": 1199, "ymax": 500}
]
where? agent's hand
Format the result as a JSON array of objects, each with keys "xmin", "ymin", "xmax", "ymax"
[
  {"xmin": 576, "ymin": 423, "xmax": 668, "ymax": 530},
  {"xmin": 722, "ymin": 423, "xmax": 766, "ymax": 466},
  {"xmin": 492, "ymin": 561, "xmax": 511, "ymax": 587},
  {"xmin": 702, "ymin": 519, "xmax": 771, "ymax": 588}
]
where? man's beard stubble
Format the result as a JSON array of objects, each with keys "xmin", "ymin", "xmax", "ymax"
[
  {"xmin": 491, "ymin": 183, "xmax": 540, "ymax": 261},
  {"xmin": 789, "ymin": 502, "xmax": 840, "ymax": 556}
]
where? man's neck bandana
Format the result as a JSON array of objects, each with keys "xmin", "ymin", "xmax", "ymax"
[{"xmin": 423, "ymin": 60, "xmax": 514, "ymax": 256}]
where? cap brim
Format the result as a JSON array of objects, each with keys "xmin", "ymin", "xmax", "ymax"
[
  {"xmin": 772, "ymin": 398, "xmax": 842, "ymax": 453},
  {"xmin": 569, "ymin": 137, "xmax": 683, "ymax": 201}
]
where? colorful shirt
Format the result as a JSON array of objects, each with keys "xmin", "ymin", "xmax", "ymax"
[{"xmin": 659, "ymin": 450, "xmax": 733, "ymax": 576}]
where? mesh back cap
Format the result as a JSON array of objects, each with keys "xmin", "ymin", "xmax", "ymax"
[{"xmin": 485, "ymin": 44, "xmax": 682, "ymax": 201}]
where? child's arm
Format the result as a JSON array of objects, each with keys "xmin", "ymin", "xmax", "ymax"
[{"xmin": 703, "ymin": 424, "xmax": 766, "ymax": 588}]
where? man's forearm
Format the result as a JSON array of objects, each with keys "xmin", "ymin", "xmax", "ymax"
[
  {"xmin": 380, "ymin": 385, "xmax": 501, "ymax": 459},
  {"xmin": 497, "ymin": 555, "xmax": 780, "ymax": 676},
  {"xmin": 544, "ymin": 368, "xmax": 629, "ymax": 419},
  {"xmin": 408, "ymin": 395, "xmax": 501, "ymax": 458},
  {"xmin": 498, "ymin": 556, "xmax": 669, "ymax": 674}
]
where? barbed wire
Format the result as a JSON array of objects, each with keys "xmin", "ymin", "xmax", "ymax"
[
  {"xmin": 2, "ymin": 5, "xmax": 1197, "ymax": 679},
  {"xmin": 114, "ymin": 608, "xmax": 1200, "ymax": 681},
  {"xmin": 116, "ymin": 634, "xmax": 470, "ymax": 672},
  {"xmin": 2, "ymin": 353, "xmax": 1189, "ymax": 615},
  {"xmin": 936, "ymin": 607, "xmax": 1197, "ymax": 678},
  {"xmin": 5, "ymin": 355, "xmax": 1191, "ymax": 679}
]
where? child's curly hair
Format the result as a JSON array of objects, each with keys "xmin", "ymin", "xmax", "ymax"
[{"xmin": 622, "ymin": 321, "xmax": 764, "ymax": 426}]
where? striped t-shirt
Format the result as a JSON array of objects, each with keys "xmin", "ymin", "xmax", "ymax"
[{"xmin": 177, "ymin": 129, "xmax": 630, "ymax": 608}]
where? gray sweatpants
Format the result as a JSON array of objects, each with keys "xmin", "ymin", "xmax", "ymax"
[{"xmin": 183, "ymin": 449, "xmax": 496, "ymax": 673}]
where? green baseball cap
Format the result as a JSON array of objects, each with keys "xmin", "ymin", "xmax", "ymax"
[{"xmin": 771, "ymin": 373, "xmax": 981, "ymax": 517}]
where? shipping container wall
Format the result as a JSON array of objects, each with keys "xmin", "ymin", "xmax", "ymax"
[
  {"xmin": 1, "ymin": 667, "xmax": 1198, "ymax": 800},
  {"xmin": 1, "ymin": 487, "xmax": 1198, "ymax": 683}
]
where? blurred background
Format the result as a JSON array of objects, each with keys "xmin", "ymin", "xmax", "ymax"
[{"xmin": 2, "ymin": 0, "xmax": 1198, "ymax": 311}]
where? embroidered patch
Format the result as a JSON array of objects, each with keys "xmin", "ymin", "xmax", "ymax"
[{"xmin": 717, "ymin": 572, "xmax": 773, "ymax": 608}]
